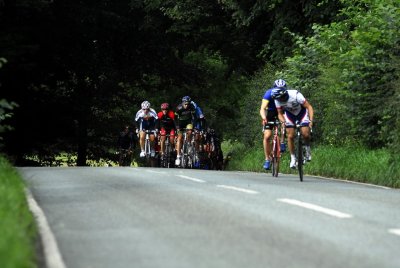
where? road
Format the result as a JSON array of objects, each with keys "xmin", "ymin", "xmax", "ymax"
[{"xmin": 19, "ymin": 167, "xmax": 400, "ymax": 268}]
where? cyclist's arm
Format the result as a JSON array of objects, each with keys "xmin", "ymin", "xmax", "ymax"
[
  {"xmin": 277, "ymin": 108, "xmax": 285, "ymax": 124},
  {"xmin": 302, "ymin": 100, "xmax": 314, "ymax": 126},
  {"xmin": 259, "ymin": 99, "xmax": 269, "ymax": 121}
]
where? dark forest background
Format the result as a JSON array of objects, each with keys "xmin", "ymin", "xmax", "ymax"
[{"xmin": 1, "ymin": 0, "xmax": 399, "ymax": 167}]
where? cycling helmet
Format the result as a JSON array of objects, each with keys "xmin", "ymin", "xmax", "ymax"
[
  {"xmin": 273, "ymin": 79, "xmax": 287, "ymax": 88},
  {"xmin": 161, "ymin": 103, "xmax": 169, "ymax": 110},
  {"xmin": 182, "ymin": 96, "xmax": 191, "ymax": 103},
  {"xmin": 141, "ymin": 100, "xmax": 151, "ymax": 109},
  {"xmin": 271, "ymin": 87, "xmax": 288, "ymax": 99}
]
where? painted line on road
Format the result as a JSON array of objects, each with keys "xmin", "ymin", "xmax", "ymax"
[
  {"xmin": 277, "ymin": 198, "xmax": 353, "ymax": 219},
  {"xmin": 217, "ymin": 185, "xmax": 259, "ymax": 195},
  {"xmin": 388, "ymin": 229, "xmax": 400, "ymax": 236},
  {"xmin": 176, "ymin": 175, "xmax": 206, "ymax": 183},
  {"xmin": 25, "ymin": 189, "xmax": 66, "ymax": 268}
]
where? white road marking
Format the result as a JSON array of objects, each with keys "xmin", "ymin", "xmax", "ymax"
[
  {"xmin": 25, "ymin": 189, "xmax": 66, "ymax": 268},
  {"xmin": 311, "ymin": 175, "xmax": 392, "ymax": 189},
  {"xmin": 217, "ymin": 185, "xmax": 259, "ymax": 194},
  {"xmin": 388, "ymin": 229, "xmax": 400, "ymax": 236},
  {"xmin": 177, "ymin": 175, "xmax": 206, "ymax": 183},
  {"xmin": 277, "ymin": 198, "xmax": 353, "ymax": 219}
]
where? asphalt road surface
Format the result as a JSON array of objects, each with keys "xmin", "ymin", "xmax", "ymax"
[{"xmin": 19, "ymin": 167, "xmax": 400, "ymax": 268}]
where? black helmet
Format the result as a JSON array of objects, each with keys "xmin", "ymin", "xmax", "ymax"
[{"xmin": 271, "ymin": 87, "xmax": 288, "ymax": 99}]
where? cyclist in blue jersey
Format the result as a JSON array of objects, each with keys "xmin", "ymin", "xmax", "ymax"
[{"xmin": 260, "ymin": 79, "xmax": 286, "ymax": 170}]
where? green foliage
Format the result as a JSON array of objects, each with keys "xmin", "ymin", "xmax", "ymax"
[
  {"xmin": 233, "ymin": 64, "xmax": 279, "ymax": 145},
  {"xmin": 0, "ymin": 58, "xmax": 19, "ymax": 147},
  {"xmin": 0, "ymin": 99, "xmax": 19, "ymax": 140},
  {"xmin": 0, "ymin": 155, "xmax": 38, "ymax": 267},
  {"xmin": 274, "ymin": 0, "xmax": 400, "ymax": 149}
]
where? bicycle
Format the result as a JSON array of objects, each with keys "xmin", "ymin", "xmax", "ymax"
[
  {"xmin": 181, "ymin": 129, "xmax": 196, "ymax": 168},
  {"xmin": 142, "ymin": 129, "xmax": 157, "ymax": 167},
  {"xmin": 160, "ymin": 134, "xmax": 173, "ymax": 168},
  {"xmin": 269, "ymin": 120, "xmax": 285, "ymax": 177}
]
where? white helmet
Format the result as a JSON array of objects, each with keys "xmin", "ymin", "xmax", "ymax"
[
  {"xmin": 273, "ymin": 79, "xmax": 287, "ymax": 88},
  {"xmin": 141, "ymin": 101, "xmax": 150, "ymax": 109}
]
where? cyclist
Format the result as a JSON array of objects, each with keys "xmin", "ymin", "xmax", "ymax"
[
  {"xmin": 134, "ymin": 100, "xmax": 158, "ymax": 157},
  {"xmin": 259, "ymin": 79, "xmax": 285, "ymax": 170},
  {"xmin": 271, "ymin": 81, "xmax": 314, "ymax": 169},
  {"xmin": 157, "ymin": 102, "xmax": 176, "ymax": 160},
  {"xmin": 117, "ymin": 125, "xmax": 135, "ymax": 166},
  {"xmin": 174, "ymin": 96, "xmax": 204, "ymax": 166}
]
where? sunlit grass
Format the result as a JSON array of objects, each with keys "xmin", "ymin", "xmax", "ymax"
[
  {"xmin": 223, "ymin": 141, "xmax": 400, "ymax": 188},
  {"xmin": 0, "ymin": 155, "xmax": 38, "ymax": 267}
]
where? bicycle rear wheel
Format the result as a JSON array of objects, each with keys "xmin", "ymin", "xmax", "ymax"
[{"xmin": 297, "ymin": 135, "xmax": 303, "ymax": 182}]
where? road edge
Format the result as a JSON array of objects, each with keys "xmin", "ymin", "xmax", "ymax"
[{"xmin": 25, "ymin": 188, "xmax": 67, "ymax": 268}]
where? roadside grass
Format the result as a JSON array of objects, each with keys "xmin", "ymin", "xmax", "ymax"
[
  {"xmin": 0, "ymin": 155, "xmax": 38, "ymax": 268},
  {"xmin": 223, "ymin": 141, "xmax": 400, "ymax": 188}
]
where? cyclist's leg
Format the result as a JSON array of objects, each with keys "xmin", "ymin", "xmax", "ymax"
[
  {"xmin": 263, "ymin": 111, "xmax": 277, "ymax": 170},
  {"xmin": 263, "ymin": 128, "xmax": 272, "ymax": 169},
  {"xmin": 263, "ymin": 128, "xmax": 273, "ymax": 159},
  {"xmin": 139, "ymin": 120, "xmax": 149, "ymax": 156},
  {"xmin": 283, "ymin": 111, "xmax": 297, "ymax": 168},
  {"xmin": 299, "ymin": 110, "xmax": 312, "ymax": 161},
  {"xmin": 175, "ymin": 125, "xmax": 185, "ymax": 165},
  {"xmin": 169, "ymin": 129, "xmax": 175, "ymax": 147},
  {"xmin": 160, "ymin": 128, "xmax": 166, "ymax": 156},
  {"xmin": 148, "ymin": 121, "xmax": 157, "ymax": 156}
]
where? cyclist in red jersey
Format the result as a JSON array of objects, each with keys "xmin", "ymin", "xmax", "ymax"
[{"xmin": 157, "ymin": 103, "xmax": 176, "ymax": 160}]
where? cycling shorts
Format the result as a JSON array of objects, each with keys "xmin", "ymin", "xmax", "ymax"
[
  {"xmin": 160, "ymin": 128, "xmax": 175, "ymax": 137},
  {"xmin": 139, "ymin": 120, "xmax": 156, "ymax": 131},
  {"xmin": 283, "ymin": 108, "xmax": 311, "ymax": 128},
  {"xmin": 263, "ymin": 110, "xmax": 278, "ymax": 130}
]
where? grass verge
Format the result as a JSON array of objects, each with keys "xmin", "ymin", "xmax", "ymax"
[
  {"xmin": 223, "ymin": 141, "xmax": 400, "ymax": 188},
  {"xmin": 0, "ymin": 155, "xmax": 38, "ymax": 267}
]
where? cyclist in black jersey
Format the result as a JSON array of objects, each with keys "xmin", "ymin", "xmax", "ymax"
[{"xmin": 174, "ymin": 96, "xmax": 204, "ymax": 166}]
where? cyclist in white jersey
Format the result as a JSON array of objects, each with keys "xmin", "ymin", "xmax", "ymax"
[
  {"xmin": 271, "ymin": 82, "xmax": 314, "ymax": 169},
  {"xmin": 135, "ymin": 100, "xmax": 158, "ymax": 157}
]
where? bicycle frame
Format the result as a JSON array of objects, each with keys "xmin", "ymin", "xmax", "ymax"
[
  {"xmin": 270, "ymin": 120, "xmax": 285, "ymax": 177},
  {"xmin": 143, "ymin": 129, "xmax": 154, "ymax": 159},
  {"xmin": 182, "ymin": 129, "xmax": 195, "ymax": 168},
  {"xmin": 161, "ymin": 134, "xmax": 172, "ymax": 168}
]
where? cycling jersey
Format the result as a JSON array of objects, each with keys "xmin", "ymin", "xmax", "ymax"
[
  {"xmin": 275, "ymin": 90, "xmax": 311, "ymax": 127},
  {"xmin": 135, "ymin": 108, "xmax": 158, "ymax": 131},
  {"xmin": 274, "ymin": 90, "xmax": 306, "ymax": 116},
  {"xmin": 262, "ymin": 89, "xmax": 277, "ymax": 111},
  {"xmin": 157, "ymin": 110, "xmax": 175, "ymax": 132},
  {"xmin": 175, "ymin": 100, "xmax": 205, "ymax": 130},
  {"xmin": 157, "ymin": 110, "xmax": 175, "ymax": 128}
]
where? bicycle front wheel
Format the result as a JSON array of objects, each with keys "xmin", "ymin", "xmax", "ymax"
[{"xmin": 297, "ymin": 135, "xmax": 303, "ymax": 182}]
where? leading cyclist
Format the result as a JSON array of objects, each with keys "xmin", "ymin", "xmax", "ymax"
[
  {"xmin": 134, "ymin": 101, "xmax": 158, "ymax": 157},
  {"xmin": 271, "ymin": 79, "xmax": 314, "ymax": 169}
]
